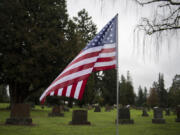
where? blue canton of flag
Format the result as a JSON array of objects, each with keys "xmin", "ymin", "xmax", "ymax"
[{"xmin": 84, "ymin": 16, "xmax": 117, "ymax": 50}]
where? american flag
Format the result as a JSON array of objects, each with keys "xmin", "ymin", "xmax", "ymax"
[{"xmin": 40, "ymin": 15, "xmax": 118, "ymax": 104}]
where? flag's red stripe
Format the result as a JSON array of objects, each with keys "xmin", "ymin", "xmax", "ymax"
[
  {"xmin": 70, "ymin": 83, "xmax": 77, "ymax": 98},
  {"xmin": 96, "ymin": 56, "xmax": 115, "ymax": 62},
  {"xmin": 62, "ymin": 86, "xmax": 67, "ymax": 96},
  {"xmin": 101, "ymin": 48, "xmax": 115, "ymax": 53},
  {"xmin": 54, "ymin": 89, "xmax": 58, "ymax": 96},
  {"xmin": 93, "ymin": 65, "xmax": 116, "ymax": 71},
  {"xmin": 78, "ymin": 79, "xmax": 88, "ymax": 100}
]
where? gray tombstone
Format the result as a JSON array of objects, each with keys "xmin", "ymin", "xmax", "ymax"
[
  {"xmin": 94, "ymin": 106, "xmax": 101, "ymax": 112},
  {"xmin": 63, "ymin": 106, "xmax": 70, "ymax": 112},
  {"xmin": 48, "ymin": 106, "xmax": 64, "ymax": 117},
  {"xmin": 152, "ymin": 107, "xmax": 165, "ymax": 124},
  {"xmin": 6, "ymin": 104, "xmax": 32, "ymax": 125},
  {"xmin": 105, "ymin": 105, "xmax": 112, "ymax": 112},
  {"xmin": 69, "ymin": 110, "xmax": 91, "ymax": 125},
  {"xmin": 175, "ymin": 106, "xmax": 180, "ymax": 122},
  {"xmin": 115, "ymin": 107, "xmax": 134, "ymax": 124},
  {"xmin": 142, "ymin": 108, "xmax": 149, "ymax": 117}
]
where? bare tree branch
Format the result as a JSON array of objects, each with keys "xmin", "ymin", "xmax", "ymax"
[
  {"xmin": 135, "ymin": 0, "xmax": 180, "ymax": 6},
  {"xmin": 134, "ymin": 0, "xmax": 180, "ymax": 35}
]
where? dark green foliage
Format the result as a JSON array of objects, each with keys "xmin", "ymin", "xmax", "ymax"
[
  {"xmin": 157, "ymin": 73, "xmax": 168, "ymax": 107},
  {"xmin": 100, "ymin": 69, "xmax": 117, "ymax": 106},
  {"xmin": 119, "ymin": 71, "xmax": 135, "ymax": 106},
  {"xmin": 0, "ymin": 0, "xmax": 77, "ymax": 103},
  {"xmin": 168, "ymin": 75, "xmax": 180, "ymax": 107},
  {"xmin": 147, "ymin": 73, "xmax": 168, "ymax": 108},
  {"xmin": 136, "ymin": 86, "xmax": 144, "ymax": 107},
  {"xmin": 136, "ymin": 86, "xmax": 148, "ymax": 107}
]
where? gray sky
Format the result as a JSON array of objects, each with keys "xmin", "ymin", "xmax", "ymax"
[{"xmin": 67, "ymin": 0, "xmax": 180, "ymax": 94}]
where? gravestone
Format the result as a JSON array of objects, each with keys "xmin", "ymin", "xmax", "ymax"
[
  {"xmin": 64, "ymin": 106, "xmax": 69, "ymax": 112},
  {"xmin": 6, "ymin": 104, "xmax": 32, "ymax": 125},
  {"xmin": 69, "ymin": 110, "xmax": 91, "ymax": 125},
  {"xmin": 105, "ymin": 105, "xmax": 112, "ymax": 112},
  {"xmin": 152, "ymin": 107, "xmax": 165, "ymax": 124},
  {"xmin": 175, "ymin": 106, "xmax": 180, "ymax": 122},
  {"xmin": 165, "ymin": 108, "xmax": 170, "ymax": 116},
  {"xmin": 94, "ymin": 106, "xmax": 101, "ymax": 112},
  {"xmin": 115, "ymin": 107, "xmax": 134, "ymax": 124},
  {"xmin": 48, "ymin": 106, "xmax": 64, "ymax": 117},
  {"xmin": 87, "ymin": 105, "xmax": 93, "ymax": 110},
  {"xmin": 142, "ymin": 108, "xmax": 149, "ymax": 117}
]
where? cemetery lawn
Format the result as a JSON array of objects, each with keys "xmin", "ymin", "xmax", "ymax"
[{"xmin": 0, "ymin": 103, "xmax": 180, "ymax": 135}]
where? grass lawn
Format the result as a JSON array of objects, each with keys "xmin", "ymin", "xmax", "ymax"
[{"xmin": 0, "ymin": 103, "xmax": 180, "ymax": 135}]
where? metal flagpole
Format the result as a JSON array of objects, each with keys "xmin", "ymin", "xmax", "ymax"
[{"xmin": 116, "ymin": 14, "xmax": 119, "ymax": 135}]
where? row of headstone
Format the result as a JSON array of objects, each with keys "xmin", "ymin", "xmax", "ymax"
[{"xmin": 5, "ymin": 104, "xmax": 180, "ymax": 125}]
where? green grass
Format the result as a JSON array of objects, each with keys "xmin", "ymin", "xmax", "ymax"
[{"xmin": 0, "ymin": 103, "xmax": 180, "ymax": 135}]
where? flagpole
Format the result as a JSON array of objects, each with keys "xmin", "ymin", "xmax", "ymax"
[{"xmin": 116, "ymin": 14, "xmax": 119, "ymax": 135}]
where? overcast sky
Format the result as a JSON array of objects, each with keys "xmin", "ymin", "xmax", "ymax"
[{"xmin": 67, "ymin": 0, "xmax": 180, "ymax": 94}]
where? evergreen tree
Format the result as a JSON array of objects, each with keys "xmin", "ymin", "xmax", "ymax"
[
  {"xmin": 100, "ymin": 69, "xmax": 116, "ymax": 106},
  {"xmin": 136, "ymin": 86, "xmax": 144, "ymax": 107},
  {"xmin": 0, "ymin": 0, "xmax": 79, "ymax": 104},
  {"xmin": 168, "ymin": 75, "xmax": 180, "ymax": 107},
  {"xmin": 143, "ymin": 87, "xmax": 148, "ymax": 106},
  {"xmin": 119, "ymin": 71, "xmax": 135, "ymax": 106},
  {"xmin": 157, "ymin": 73, "xmax": 168, "ymax": 107},
  {"xmin": 147, "ymin": 87, "xmax": 159, "ymax": 108}
]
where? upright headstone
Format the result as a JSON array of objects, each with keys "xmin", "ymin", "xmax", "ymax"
[
  {"xmin": 152, "ymin": 107, "xmax": 165, "ymax": 124},
  {"xmin": 62, "ymin": 105, "xmax": 70, "ymax": 112},
  {"xmin": 69, "ymin": 110, "xmax": 91, "ymax": 125},
  {"xmin": 105, "ymin": 105, "xmax": 112, "ymax": 112},
  {"xmin": 142, "ymin": 108, "xmax": 149, "ymax": 117},
  {"xmin": 87, "ymin": 105, "xmax": 93, "ymax": 110},
  {"xmin": 175, "ymin": 106, "xmax": 180, "ymax": 122},
  {"xmin": 48, "ymin": 106, "xmax": 64, "ymax": 117},
  {"xmin": 94, "ymin": 106, "xmax": 101, "ymax": 112},
  {"xmin": 115, "ymin": 107, "xmax": 134, "ymax": 124},
  {"xmin": 165, "ymin": 108, "xmax": 170, "ymax": 116},
  {"xmin": 6, "ymin": 104, "xmax": 32, "ymax": 125}
]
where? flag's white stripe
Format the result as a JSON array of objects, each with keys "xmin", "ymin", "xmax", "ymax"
[
  {"xmin": 75, "ymin": 43, "xmax": 115, "ymax": 60},
  {"xmin": 102, "ymin": 43, "xmax": 115, "ymax": 49},
  {"xmin": 62, "ymin": 56, "xmax": 98, "ymax": 75},
  {"xmin": 66, "ymin": 85, "xmax": 72, "ymax": 97},
  {"xmin": 50, "ymin": 91, "xmax": 54, "ymax": 96},
  {"xmin": 74, "ymin": 80, "xmax": 83, "ymax": 99},
  {"xmin": 94, "ymin": 60, "xmax": 116, "ymax": 67},
  {"xmin": 58, "ymin": 88, "xmax": 63, "ymax": 96},
  {"xmin": 99, "ymin": 52, "xmax": 116, "ymax": 58},
  {"xmin": 40, "ymin": 68, "xmax": 92, "ymax": 100},
  {"xmin": 76, "ymin": 46, "xmax": 102, "ymax": 59}
]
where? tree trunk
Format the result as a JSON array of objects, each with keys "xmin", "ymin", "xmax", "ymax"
[{"xmin": 9, "ymin": 81, "xmax": 30, "ymax": 106}]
